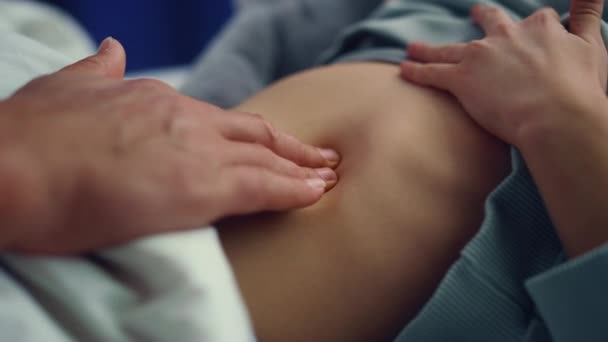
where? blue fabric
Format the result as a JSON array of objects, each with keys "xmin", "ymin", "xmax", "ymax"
[
  {"xmin": 525, "ymin": 246, "xmax": 608, "ymax": 342},
  {"xmin": 41, "ymin": 0, "xmax": 233, "ymax": 71},
  {"xmin": 181, "ymin": 0, "xmax": 384, "ymax": 108}
]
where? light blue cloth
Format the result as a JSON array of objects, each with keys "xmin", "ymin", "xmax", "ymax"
[{"xmin": 181, "ymin": 0, "xmax": 384, "ymax": 108}]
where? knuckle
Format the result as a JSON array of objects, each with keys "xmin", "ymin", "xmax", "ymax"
[
  {"xmin": 245, "ymin": 112, "xmax": 264, "ymax": 121},
  {"xmin": 574, "ymin": 1, "xmax": 603, "ymax": 16},
  {"xmin": 486, "ymin": 6, "xmax": 501, "ymax": 17},
  {"xmin": 257, "ymin": 146, "xmax": 279, "ymax": 167},
  {"xmin": 241, "ymin": 112, "xmax": 276, "ymax": 146},
  {"xmin": 170, "ymin": 163, "xmax": 206, "ymax": 202},
  {"xmin": 495, "ymin": 22, "xmax": 515, "ymax": 36},
  {"xmin": 287, "ymin": 141, "xmax": 312, "ymax": 166},
  {"xmin": 163, "ymin": 110, "xmax": 192, "ymax": 142},
  {"xmin": 260, "ymin": 119, "xmax": 278, "ymax": 147},
  {"xmin": 126, "ymin": 78, "xmax": 172, "ymax": 93},
  {"xmin": 532, "ymin": 8, "xmax": 559, "ymax": 24},
  {"xmin": 467, "ymin": 40, "xmax": 490, "ymax": 57},
  {"xmin": 454, "ymin": 57, "xmax": 476, "ymax": 79}
]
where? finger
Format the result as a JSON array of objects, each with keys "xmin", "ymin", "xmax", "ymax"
[
  {"xmin": 407, "ymin": 42, "xmax": 467, "ymax": 64},
  {"xmin": 225, "ymin": 142, "xmax": 338, "ymax": 184},
  {"xmin": 471, "ymin": 4, "xmax": 516, "ymax": 36},
  {"xmin": 61, "ymin": 37, "xmax": 126, "ymax": 79},
  {"xmin": 224, "ymin": 166, "xmax": 328, "ymax": 213},
  {"xmin": 400, "ymin": 61, "xmax": 458, "ymax": 91},
  {"xmin": 221, "ymin": 111, "xmax": 341, "ymax": 168},
  {"xmin": 534, "ymin": 7, "xmax": 562, "ymax": 23},
  {"xmin": 522, "ymin": 7, "xmax": 563, "ymax": 30},
  {"xmin": 569, "ymin": 0, "xmax": 605, "ymax": 42}
]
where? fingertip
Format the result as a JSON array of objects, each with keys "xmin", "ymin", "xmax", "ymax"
[
  {"xmin": 318, "ymin": 148, "xmax": 341, "ymax": 168},
  {"xmin": 471, "ymin": 3, "xmax": 486, "ymax": 22},
  {"xmin": 307, "ymin": 178, "xmax": 327, "ymax": 191},
  {"xmin": 315, "ymin": 167, "xmax": 338, "ymax": 183},
  {"xmin": 313, "ymin": 167, "xmax": 339, "ymax": 193},
  {"xmin": 62, "ymin": 36, "xmax": 126, "ymax": 79},
  {"xmin": 97, "ymin": 37, "xmax": 114, "ymax": 53},
  {"xmin": 100, "ymin": 37, "xmax": 127, "ymax": 79},
  {"xmin": 285, "ymin": 178, "xmax": 325, "ymax": 208}
]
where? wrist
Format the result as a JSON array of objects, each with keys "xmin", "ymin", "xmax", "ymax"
[
  {"xmin": 515, "ymin": 93, "xmax": 608, "ymax": 258},
  {"xmin": 0, "ymin": 101, "xmax": 47, "ymax": 251},
  {"xmin": 516, "ymin": 92, "xmax": 608, "ymax": 154}
]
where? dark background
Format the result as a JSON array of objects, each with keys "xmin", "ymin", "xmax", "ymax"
[{"xmin": 40, "ymin": 0, "xmax": 234, "ymax": 71}]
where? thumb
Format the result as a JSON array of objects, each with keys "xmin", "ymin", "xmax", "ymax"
[
  {"xmin": 61, "ymin": 37, "xmax": 126, "ymax": 79},
  {"xmin": 569, "ymin": 0, "xmax": 605, "ymax": 42}
]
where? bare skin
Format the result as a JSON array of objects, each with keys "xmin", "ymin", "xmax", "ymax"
[{"xmin": 218, "ymin": 62, "xmax": 511, "ymax": 341}]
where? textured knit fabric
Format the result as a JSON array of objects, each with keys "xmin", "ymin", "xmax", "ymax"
[{"xmin": 397, "ymin": 151, "xmax": 608, "ymax": 342}]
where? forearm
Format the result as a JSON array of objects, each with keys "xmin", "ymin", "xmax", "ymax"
[{"xmin": 519, "ymin": 95, "xmax": 608, "ymax": 257}]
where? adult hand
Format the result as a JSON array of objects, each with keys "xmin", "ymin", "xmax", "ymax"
[
  {"xmin": 400, "ymin": 1, "xmax": 608, "ymax": 147},
  {"xmin": 0, "ymin": 38, "xmax": 339, "ymax": 254}
]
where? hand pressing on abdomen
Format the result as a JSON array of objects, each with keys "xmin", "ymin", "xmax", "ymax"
[{"xmin": 0, "ymin": 38, "xmax": 339, "ymax": 255}]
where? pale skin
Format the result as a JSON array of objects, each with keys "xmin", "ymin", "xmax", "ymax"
[
  {"xmin": 401, "ymin": 0, "xmax": 608, "ymax": 257},
  {"xmin": 0, "ymin": 38, "xmax": 340, "ymax": 255}
]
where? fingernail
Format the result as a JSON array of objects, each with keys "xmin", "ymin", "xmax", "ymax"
[
  {"xmin": 98, "ymin": 37, "xmax": 114, "ymax": 53},
  {"xmin": 315, "ymin": 167, "xmax": 337, "ymax": 182},
  {"xmin": 307, "ymin": 178, "xmax": 326, "ymax": 190},
  {"xmin": 319, "ymin": 148, "xmax": 340, "ymax": 166}
]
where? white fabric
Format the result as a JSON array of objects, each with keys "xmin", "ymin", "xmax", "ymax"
[{"xmin": 0, "ymin": 0, "xmax": 95, "ymax": 60}]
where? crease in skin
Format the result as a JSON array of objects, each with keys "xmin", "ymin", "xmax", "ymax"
[{"xmin": 218, "ymin": 62, "xmax": 511, "ymax": 341}]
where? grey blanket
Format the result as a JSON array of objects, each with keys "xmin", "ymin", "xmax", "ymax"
[{"xmin": 181, "ymin": 0, "xmax": 384, "ymax": 107}]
